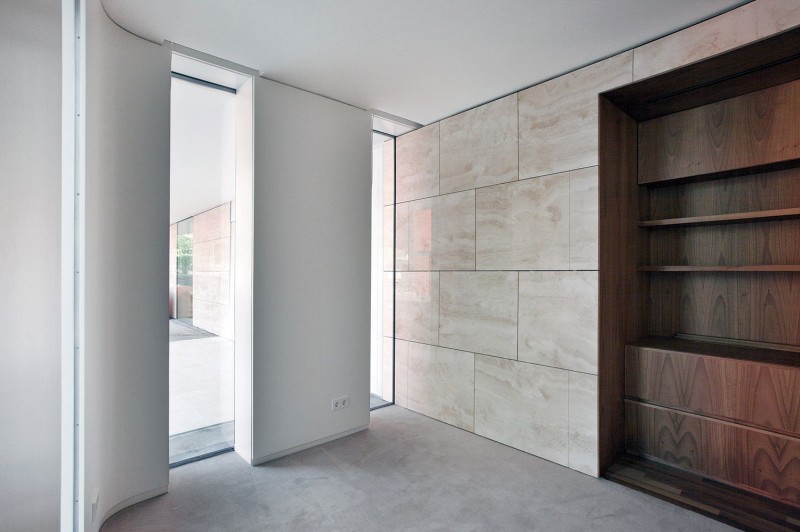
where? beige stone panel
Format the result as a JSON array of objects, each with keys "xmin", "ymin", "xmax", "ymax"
[
  {"xmin": 475, "ymin": 355, "xmax": 569, "ymax": 466},
  {"xmin": 518, "ymin": 52, "xmax": 632, "ymax": 179},
  {"xmin": 518, "ymin": 271, "xmax": 598, "ymax": 374},
  {"xmin": 193, "ymin": 237, "xmax": 231, "ymax": 273},
  {"xmin": 439, "ymin": 271, "xmax": 517, "ymax": 359},
  {"xmin": 384, "ymin": 204, "xmax": 409, "ymax": 272},
  {"xmin": 409, "ymin": 190, "xmax": 475, "ymax": 271},
  {"xmin": 394, "ymin": 339, "xmax": 409, "ymax": 408},
  {"xmin": 193, "ymin": 271, "xmax": 231, "ymax": 305},
  {"xmin": 169, "ymin": 224, "xmax": 177, "ymax": 318},
  {"xmin": 633, "ymin": 0, "xmax": 800, "ymax": 81},
  {"xmin": 407, "ymin": 343, "xmax": 475, "ymax": 431},
  {"xmin": 382, "ymin": 336, "xmax": 394, "ymax": 402},
  {"xmin": 569, "ymin": 166, "xmax": 598, "ymax": 270},
  {"xmin": 755, "ymin": 0, "xmax": 800, "ymax": 39},
  {"xmin": 396, "ymin": 123, "xmax": 439, "ymax": 203},
  {"xmin": 408, "ymin": 197, "xmax": 432, "ymax": 271},
  {"xmin": 383, "ymin": 272, "xmax": 394, "ymax": 335},
  {"xmin": 476, "ymin": 173, "xmax": 569, "ymax": 270},
  {"xmin": 194, "ymin": 203, "xmax": 231, "ymax": 243},
  {"xmin": 193, "ymin": 299, "xmax": 233, "ymax": 339},
  {"xmin": 440, "ymin": 94, "xmax": 518, "ymax": 194},
  {"xmin": 395, "ymin": 271, "xmax": 439, "ymax": 345},
  {"xmin": 383, "ymin": 138, "xmax": 395, "ymax": 206},
  {"xmin": 569, "ymin": 372, "xmax": 598, "ymax": 477}
]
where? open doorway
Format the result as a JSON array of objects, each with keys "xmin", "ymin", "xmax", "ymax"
[
  {"xmin": 168, "ymin": 65, "xmax": 237, "ymax": 466},
  {"xmin": 370, "ymin": 131, "xmax": 395, "ymax": 410}
]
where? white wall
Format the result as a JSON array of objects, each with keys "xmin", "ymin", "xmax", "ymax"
[
  {"xmin": 0, "ymin": 1, "xmax": 62, "ymax": 530},
  {"xmin": 170, "ymin": 78, "xmax": 236, "ymax": 225},
  {"xmin": 251, "ymin": 78, "xmax": 372, "ymax": 462},
  {"xmin": 83, "ymin": 0, "xmax": 170, "ymax": 529}
]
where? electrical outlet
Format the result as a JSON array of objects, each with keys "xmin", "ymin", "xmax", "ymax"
[{"xmin": 331, "ymin": 395, "xmax": 350, "ymax": 411}]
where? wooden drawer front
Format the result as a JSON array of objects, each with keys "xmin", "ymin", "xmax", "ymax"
[
  {"xmin": 625, "ymin": 401, "xmax": 800, "ymax": 507},
  {"xmin": 638, "ymin": 78, "xmax": 800, "ymax": 184},
  {"xmin": 625, "ymin": 346, "xmax": 800, "ymax": 437}
]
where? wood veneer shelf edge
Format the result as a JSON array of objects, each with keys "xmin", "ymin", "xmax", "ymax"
[
  {"xmin": 638, "ymin": 265, "xmax": 800, "ymax": 272},
  {"xmin": 638, "ymin": 207, "xmax": 800, "ymax": 228},
  {"xmin": 627, "ymin": 336, "xmax": 800, "ymax": 367}
]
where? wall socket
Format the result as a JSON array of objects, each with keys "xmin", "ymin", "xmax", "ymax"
[{"xmin": 331, "ymin": 396, "xmax": 350, "ymax": 411}]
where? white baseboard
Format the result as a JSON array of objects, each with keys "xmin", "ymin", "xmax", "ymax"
[
  {"xmin": 98, "ymin": 484, "xmax": 168, "ymax": 529},
  {"xmin": 251, "ymin": 424, "xmax": 369, "ymax": 465}
]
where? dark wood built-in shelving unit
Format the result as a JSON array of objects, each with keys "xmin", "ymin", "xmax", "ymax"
[{"xmin": 599, "ymin": 25, "xmax": 800, "ymax": 530}]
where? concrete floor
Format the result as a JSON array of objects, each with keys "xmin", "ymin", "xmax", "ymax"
[{"xmin": 102, "ymin": 406, "xmax": 732, "ymax": 531}]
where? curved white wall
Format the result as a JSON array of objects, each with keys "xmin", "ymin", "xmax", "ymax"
[{"xmin": 84, "ymin": 0, "xmax": 171, "ymax": 529}]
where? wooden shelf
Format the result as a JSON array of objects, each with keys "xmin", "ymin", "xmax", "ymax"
[
  {"xmin": 628, "ymin": 336, "xmax": 800, "ymax": 368},
  {"xmin": 638, "ymin": 207, "xmax": 800, "ymax": 228},
  {"xmin": 638, "ymin": 265, "xmax": 800, "ymax": 272},
  {"xmin": 606, "ymin": 454, "xmax": 800, "ymax": 531}
]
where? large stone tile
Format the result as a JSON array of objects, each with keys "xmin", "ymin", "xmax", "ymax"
[
  {"xmin": 193, "ymin": 299, "xmax": 233, "ymax": 339},
  {"xmin": 382, "ymin": 336, "xmax": 394, "ymax": 402},
  {"xmin": 395, "ymin": 271, "xmax": 439, "ymax": 345},
  {"xmin": 632, "ymin": 1, "xmax": 800, "ymax": 81},
  {"xmin": 193, "ymin": 271, "xmax": 231, "ymax": 305},
  {"xmin": 383, "ymin": 137, "xmax": 395, "ymax": 206},
  {"xmin": 475, "ymin": 355, "xmax": 569, "ymax": 466},
  {"xmin": 476, "ymin": 173, "xmax": 569, "ymax": 270},
  {"xmin": 193, "ymin": 237, "xmax": 231, "ymax": 273},
  {"xmin": 569, "ymin": 372, "xmax": 598, "ymax": 477},
  {"xmin": 440, "ymin": 94, "xmax": 518, "ymax": 194},
  {"xmin": 408, "ymin": 197, "xmax": 432, "ymax": 271},
  {"xmin": 407, "ymin": 343, "xmax": 475, "ymax": 431},
  {"xmin": 396, "ymin": 123, "xmax": 439, "ymax": 203},
  {"xmin": 439, "ymin": 271, "xmax": 517, "ymax": 359},
  {"xmin": 569, "ymin": 166, "xmax": 598, "ymax": 270},
  {"xmin": 383, "ymin": 272, "xmax": 394, "ymax": 336},
  {"xmin": 519, "ymin": 52, "xmax": 632, "ymax": 179},
  {"xmin": 518, "ymin": 271, "xmax": 598, "ymax": 374},
  {"xmin": 394, "ymin": 338, "xmax": 409, "ymax": 408},
  {"xmin": 194, "ymin": 203, "xmax": 231, "ymax": 243},
  {"xmin": 409, "ymin": 191, "xmax": 476, "ymax": 271},
  {"xmin": 384, "ymin": 203, "xmax": 409, "ymax": 272}
]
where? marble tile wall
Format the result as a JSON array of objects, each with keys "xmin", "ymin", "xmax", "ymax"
[
  {"xmin": 408, "ymin": 190, "xmax": 476, "ymax": 271},
  {"xmin": 396, "ymin": 123, "xmax": 439, "ymax": 203},
  {"xmin": 407, "ymin": 343, "xmax": 475, "ymax": 431},
  {"xmin": 385, "ymin": 0, "xmax": 792, "ymax": 480},
  {"xmin": 476, "ymin": 173, "xmax": 570, "ymax": 270},
  {"xmin": 518, "ymin": 52, "xmax": 632, "ymax": 179},
  {"xmin": 440, "ymin": 94, "xmax": 518, "ymax": 194},
  {"xmin": 439, "ymin": 271, "xmax": 518, "ymax": 359},
  {"xmin": 192, "ymin": 203, "xmax": 233, "ymax": 339}
]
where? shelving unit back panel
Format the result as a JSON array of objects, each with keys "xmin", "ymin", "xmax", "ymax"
[
  {"xmin": 638, "ymin": 79, "xmax": 800, "ymax": 184},
  {"xmin": 646, "ymin": 220, "xmax": 800, "ymax": 267},
  {"xmin": 647, "ymin": 272, "xmax": 800, "ymax": 346},
  {"xmin": 646, "ymin": 167, "xmax": 800, "ymax": 221}
]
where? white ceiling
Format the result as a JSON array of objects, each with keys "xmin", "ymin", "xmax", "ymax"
[{"xmin": 102, "ymin": 0, "xmax": 749, "ymax": 125}]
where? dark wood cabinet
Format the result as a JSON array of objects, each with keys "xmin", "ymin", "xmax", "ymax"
[{"xmin": 599, "ymin": 25, "xmax": 800, "ymax": 528}]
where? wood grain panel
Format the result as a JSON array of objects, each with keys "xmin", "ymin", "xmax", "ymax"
[
  {"xmin": 646, "ymin": 167, "xmax": 800, "ymax": 221},
  {"xmin": 646, "ymin": 273, "xmax": 800, "ymax": 345},
  {"xmin": 638, "ymin": 79, "xmax": 800, "ymax": 184},
  {"xmin": 626, "ymin": 401, "xmax": 800, "ymax": 507},
  {"xmin": 598, "ymin": 96, "xmax": 644, "ymax": 473},
  {"xmin": 626, "ymin": 345, "xmax": 800, "ymax": 436}
]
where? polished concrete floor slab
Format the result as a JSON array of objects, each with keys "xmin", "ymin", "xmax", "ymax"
[{"xmin": 103, "ymin": 406, "xmax": 733, "ymax": 532}]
